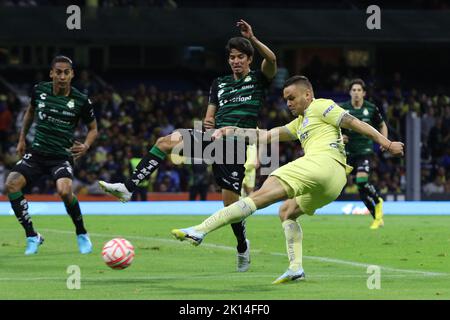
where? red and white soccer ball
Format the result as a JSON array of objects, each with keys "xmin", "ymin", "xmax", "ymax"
[{"xmin": 102, "ymin": 238, "xmax": 135, "ymax": 269}]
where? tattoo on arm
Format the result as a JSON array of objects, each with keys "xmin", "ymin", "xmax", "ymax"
[{"xmin": 339, "ymin": 113, "xmax": 357, "ymax": 128}]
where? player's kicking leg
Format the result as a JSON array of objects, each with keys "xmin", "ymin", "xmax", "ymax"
[
  {"xmin": 171, "ymin": 176, "xmax": 288, "ymax": 247},
  {"xmin": 99, "ymin": 131, "xmax": 183, "ymax": 202}
]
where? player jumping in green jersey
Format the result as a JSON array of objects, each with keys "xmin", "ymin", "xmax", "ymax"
[
  {"xmin": 171, "ymin": 76, "xmax": 404, "ymax": 284},
  {"xmin": 99, "ymin": 19, "xmax": 277, "ymax": 272},
  {"xmin": 341, "ymin": 79, "xmax": 388, "ymax": 229},
  {"xmin": 4, "ymin": 56, "xmax": 98, "ymax": 255}
]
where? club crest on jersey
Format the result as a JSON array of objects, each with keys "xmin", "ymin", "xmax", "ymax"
[
  {"xmin": 244, "ymin": 76, "xmax": 252, "ymax": 82},
  {"xmin": 363, "ymin": 108, "xmax": 369, "ymax": 116},
  {"xmin": 67, "ymin": 99, "xmax": 75, "ymax": 109}
]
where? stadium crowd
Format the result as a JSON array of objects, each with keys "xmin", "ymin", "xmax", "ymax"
[{"xmin": 0, "ymin": 68, "xmax": 449, "ymax": 198}]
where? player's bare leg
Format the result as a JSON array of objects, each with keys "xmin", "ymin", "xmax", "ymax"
[{"xmin": 172, "ymin": 176, "xmax": 288, "ymax": 245}]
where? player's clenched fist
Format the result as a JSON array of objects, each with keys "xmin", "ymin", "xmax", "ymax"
[{"xmin": 381, "ymin": 141, "xmax": 404, "ymax": 157}]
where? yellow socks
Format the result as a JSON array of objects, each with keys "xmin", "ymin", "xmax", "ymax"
[
  {"xmin": 282, "ymin": 219, "xmax": 303, "ymax": 271},
  {"xmin": 194, "ymin": 197, "xmax": 257, "ymax": 234}
]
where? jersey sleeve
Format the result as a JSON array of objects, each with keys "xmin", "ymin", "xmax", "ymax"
[
  {"xmin": 81, "ymin": 98, "xmax": 96, "ymax": 125},
  {"xmin": 208, "ymin": 78, "xmax": 219, "ymax": 107},
  {"xmin": 317, "ymin": 100, "xmax": 349, "ymax": 127},
  {"xmin": 284, "ymin": 117, "xmax": 301, "ymax": 139},
  {"xmin": 371, "ymin": 105, "xmax": 385, "ymax": 128}
]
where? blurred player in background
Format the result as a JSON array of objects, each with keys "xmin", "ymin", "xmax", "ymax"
[
  {"xmin": 341, "ymin": 79, "xmax": 388, "ymax": 229},
  {"xmin": 4, "ymin": 56, "xmax": 97, "ymax": 255},
  {"xmin": 99, "ymin": 19, "xmax": 277, "ymax": 272},
  {"xmin": 171, "ymin": 76, "xmax": 404, "ymax": 284}
]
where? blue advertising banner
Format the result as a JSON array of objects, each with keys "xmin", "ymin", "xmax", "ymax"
[{"xmin": 0, "ymin": 201, "xmax": 449, "ymax": 216}]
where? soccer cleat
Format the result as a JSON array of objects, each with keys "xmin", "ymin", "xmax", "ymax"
[
  {"xmin": 25, "ymin": 233, "xmax": 44, "ymax": 255},
  {"xmin": 370, "ymin": 218, "xmax": 384, "ymax": 230},
  {"xmin": 375, "ymin": 198, "xmax": 384, "ymax": 220},
  {"xmin": 98, "ymin": 181, "xmax": 132, "ymax": 202},
  {"xmin": 77, "ymin": 233, "xmax": 93, "ymax": 254},
  {"xmin": 272, "ymin": 268, "xmax": 306, "ymax": 284},
  {"xmin": 237, "ymin": 239, "xmax": 251, "ymax": 272},
  {"xmin": 370, "ymin": 198, "xmax": 385, "ymax": 229},
  {"xmin": 171, "ymin": 227, "xmax": 205, "ymax": 246}
]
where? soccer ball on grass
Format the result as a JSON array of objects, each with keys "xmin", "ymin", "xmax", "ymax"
[{"xmin": 102, "ymin": 238, "xmax": 135, "ymax": 269}]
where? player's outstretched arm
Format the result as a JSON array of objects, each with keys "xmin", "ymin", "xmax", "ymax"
[
  {"xmin": 340, "ymin": 113, "xmax": 404, "ymax": 156},
  {"xmin": 212, "ymin": 126, "xmax": 295, "ymax": 144},
  {"xmin": 237, "ymin": 19, "xmax": 277, "ymax": 79},
  {"xmin": 379, "ymin": 121, "xmax": 388, "ymax": 138}
]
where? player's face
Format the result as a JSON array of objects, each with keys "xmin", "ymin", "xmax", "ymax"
[
  {"xmin": 350, "ymin": 84, "xmax": 366, "ymax": 102},
  {"xmin": 50, "ymin": 62, "xmax": 74, "ymax": 91},
  {"xmin": 283, "ymin": 85, "xmax": 311, "ymax": 116},
  {"xmin": 228, "ymin": 49, "xmax": 252, "ymax": 76}
]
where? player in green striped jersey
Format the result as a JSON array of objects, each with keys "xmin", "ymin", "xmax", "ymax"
[
  {"xmin": 340, "ymin": 79, "xmax": 388, "ymax": 229},
  {"xmin": 4, "ymin": 56, "xmax": 98, "ymax": 255},
  {"xmin": 99, "ymin": 19, "xmax": 277, "ymax": 272}
]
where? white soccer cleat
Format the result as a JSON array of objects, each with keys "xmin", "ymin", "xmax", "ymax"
[
  {"xmin": 171, "ymin": 227, "xmax": 205, "ymax": 246},
  {"xmin": 98, "ymin": 181, "xmax": 132, "ymax": 203},
  {"xmin": 272, "ymin": 268, "xmax": 306, "ymax": 284},
  {"xmin": 237, "ymin": 239, "xmax": 251, "ymax": 272}
]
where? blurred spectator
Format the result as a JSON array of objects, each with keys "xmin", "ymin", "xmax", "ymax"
[
  {"xmin": 75, "ymin": 70, "xmax": 99, "ymax": 96},
  {"xmin": 423, "ymin": 176, "xmax": 445, "ymax": 195},
  {"xmin": 343, "ymin": 176, "xmax": 358, "ymax": 194},
  {"xmin": 0, "ymin": 94, "xmax": 12, "ymax": 152},
  {"xmin": 0, "ymin": 156, "xmax": 5, "ymax": 194},
  {"xmin": 156, "ymin": 161, "xmax": 180, "ymax": 192},
  {"xmin": 428, "ymin": 118, "xmax": 448, "ymax": 159},
  {"xmin": 188, "ymin": 162, "xmax": 209, "ymax": 200}
]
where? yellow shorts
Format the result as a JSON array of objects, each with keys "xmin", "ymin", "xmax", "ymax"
[{"xmin": 270, "ymin": 155, "xmax": 348, "ymax": 215}]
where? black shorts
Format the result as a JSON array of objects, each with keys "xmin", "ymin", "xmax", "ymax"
[
  {"xmin": 12, "ymin": 151, "xmax": 74, "ymax": 184},
  {"xmin": 347, "ymin": 155, "xmax": 372, "ymax": 175},
  {"xmin": 179, "ymin": 129, "xmax": 247, "ymax": 194}
]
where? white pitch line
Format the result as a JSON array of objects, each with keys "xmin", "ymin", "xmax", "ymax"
[
  {"xmin": 40, "ymin": 228, "xmax": 449, "ymax": 277},
  {"xmin": 0, "ymin": 273, "xmax": 441, "ymax": 282}
]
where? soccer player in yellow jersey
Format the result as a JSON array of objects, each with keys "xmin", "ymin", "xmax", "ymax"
[{"xmin": 172, "ymin": 76, "xmax": 404, "ymax": 284}]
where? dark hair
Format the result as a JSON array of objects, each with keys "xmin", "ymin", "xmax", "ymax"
[
  {"xmin": 51, "ymin": 55, "xmax": 73, "ymax": 68},
  {"xmin": 349, "ymin": 78, "xmax": 366, "ymax": 91},
  {"xmin": 226, "ymin": 37, "xmax": 254, "ymax": 57},
  {"xmin": 283, "ymin": 75, "xmax": 313, "ymax": 90}
]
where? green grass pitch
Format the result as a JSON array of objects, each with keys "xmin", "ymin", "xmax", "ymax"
[{"xmin": 0, "ymin": 214, "xmax": 449, "ymax": 300}]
